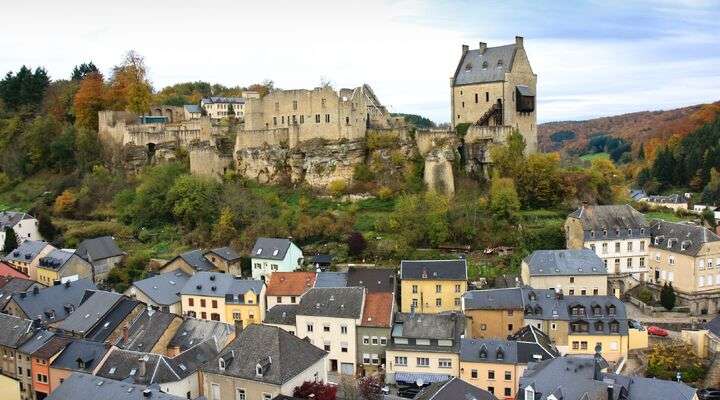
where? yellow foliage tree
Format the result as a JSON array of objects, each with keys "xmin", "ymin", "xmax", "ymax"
[{"xmin": 53, "ymin": 190, "xmax": 77, "ymax": 216}]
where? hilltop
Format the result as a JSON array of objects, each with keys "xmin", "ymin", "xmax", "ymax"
[{"xmin": 539, "ymin": 101, "xmax": 720, "ymax": 154}]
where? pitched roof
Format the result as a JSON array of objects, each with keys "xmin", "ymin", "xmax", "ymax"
[
  {"xmin": 0, "ymin": 277, "xmax": 38, "ymax": 309},
  {"xmin": 32, "ymin": 335, "xmax": 72, "ymax": 359},
  {"xmin": 180, "ymin": 272, "xmax": 263, "ymax": 298},
  {"xmin": 168, "ymin": 318, "xmax": 234, "ymax": 352},
  {"xmin": 58, "ymin": 290, "xmax": 124, "ymax": 335},
  {"xmin": 46, "ymin": 373, "xmax": 185, "ymax": 400},
  {"xmin": 174, "ymin": 249, "xmax": 214, "ymax": 271},
  {"xmin": 0, "ymin": 312, "xmax": 33, "ymax": 348},
  {"xmin": 414, "ymin": 378, "xmax": 497, "ymax": 400},
  {"xmin": 453, "ymin": 43, "xmax": 518, "ymax": 86},
  {"xmin": 297, "ymin": 287, "xmax": 364, "ymax": 319},
  {"xmin": 400, "ymin": 259, "xmax": 467, "ymax": 280},
  {"xmin": 11, "ymin": 279, "xmax": 97, "ymax": 324},
  {"xmin": 392, "ymin": 312, "xmax": 464, "ymax": 342},
  {"xmin": 463, "ymin": 287, "xmax": 527, "ymax": 310},
  {"xmin": 251, "ymin": 237, "xmax": 294, "ymax": 261},
  {"xmin": 132, "ymin": 270, "xmax": 190, "ymax": 305},
  {"xmin": 184, "ymin": 104, "xmax": 202, "ymax": 113},
  {"xmin": 51, "ymin": 339, "xmax": 108, "ymax": 372},
  {"xmin": 203, "ymin": 324, "xmax": 327, "ymax": 385},
  {"xmin": 76, "ymin": 236, "xmax": 125, "ymax": 262},
  {"xmin": 38, "ymin": 249, "xmax": 77, "ymax": 270},
  {"xmin": 202, "ymin": 97, "xmax": 245, "ymax": 104},
  {"xmin": 207, "ymin": 246, "xmax": 241, "ymax": 261},
  {"xmin": 314, "ymin": 271, "xmax": 348, "ymax": 288},
  {"xmin": 84, "ymin": 297, "xmax": 141, "ymax": 342},
  {"xmin": 649, "ymin": 220, "xmax": 720, "ymax": 256},
  {"xmin": 19, "ymin": 329, "xmax": 55, "ymax": 355},
  {"xmin": 568, "ymin": 204, "xmax": 649, "ymax": 240},
  {"xmin": 361, "ymin": 292, "xmax": 394, "ymax": 328},
  {"xmin": 0, "ymin": 260, "xmax": 28, "ymax": 279},
  {"xmin": 708, "ymin": 315, "xmax": 720, "ymax": 338},
  {"xmin": 115, "ymin": 309, "xmax": 180, "ymax": 352},
  {"xmin": 264, "ymin": 304, "xmax": 298, "ymax": 326},
  {"xmin": 4, "ymin": 240, "xmax": 51, "ymax": 263},
  {"xmin": 0, "ymin": 211, "xmax": 33, "ymax": 230},
  {"xmin": 460, "ymin": 334, "xmax": 558, "ymax": 364},
  {"xmin": 266, "ymin": 272, "xmax": 316, "ymax": 296},
  {"xmin": 524, "ymin": 249, "xmax": 606, "ymax": 276},
  {"xmin": 347, "ymin": 267, "xmax": 396, "ymax": 293}
]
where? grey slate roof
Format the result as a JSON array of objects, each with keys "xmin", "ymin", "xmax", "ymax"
[
  {"xmin": 203, "ymin": 324, "xmax": 327, "ymax": 385},
  {"xmin": 647, "ymin": 193, "xmax": 686, "ymax": 204},
  {"xmin": 518, "ymin": 356, "xmax": 696, "ymax": 400},
  {"xmin": 314, "ymin": 271, "xmax": 348, "ymax": 287},
  {"xmin": 202, "ymin": 96, "xmax": 245, "ymax": 104},
  {"xmin": 400, "ymin": 259, "xmax": 467, "ymax": 280},
  {"xmin": 76, "ymin": 236, "xmax": 125, "ymax": 262},
  {"xmin": 184, "ymin": 104, "xmax": 202, "ymax": 113},
  {"xmin": 414, "ymin": 378, "xmax": 497, "ymax": 400},
  {"xmin": 58, "ymin": 290, "xmax": 124, "ymax": 335},
  {"xmin": 707, "ymin": 315, "xmax": 720, "ymax": 338},
  {"xmin": 0, "ymin": 277, "xmax": 39, "ymax": 309},
  {"xmin": 649, "ymin": 220, "xmax": 720, "ymax": 256},
  {"xmin": 85, "ymin": 297, "xmax": 141, "ymax": 342},
  {"xmin": 180, "ymin": 271, "xmax": 263, "ymax": 298},
  {"xmin": 296, "ymin": 287, "xmax": 364, "ymax": 319},
  {"xmin": 390, "ymin": 312, "xmax": 465, "ymax": 353},
  {"xmin": 5, "ymin": 240, "xmax": 50, "ymax": 263},
  {"xmin": 0, "ymin": 313, "xmax": 33, "ymax": 348},
  {"xmin": 116, "ymin": 309, "xmax": 179, "ymax": 352},
  {"xmin": 347, "ymin": 267, "xmax": 396, "ymax": 293},
  {"xmin": 175, "ymin": 249, "xmax": 214, "ymax": 271},
  {"xmin": 464, "ymin": 288, "xmax": 629, "ymax": 335},
  {"xmin": 251, "ymin": 237, "xmax": 294, "ymax": 261},
  {"xmin": 524, "ymin": 249, "xmax": 606, "ymax": 276},
  {"xmin": 460, "ymin": 333, "xmax": 558, "ymax": 365},
  {"xmin": 19, "ymin": 329, "xmax": 55, "ymax": 355},
  {"xmin": 208, "ymin": 246, "xmax": 241, "ymax": 261},
  {"xmin": 132, "ymin": 270, "xmax": 190, "ymax": 306},
  {"xmin": 38, "ymin": 248, "xmax": 75, "ymax": 270},
  {"xmin": 51, "ymin": 339, "xmax": 108, "ymax": 372},
  {"xmin": 169, "ymin": 318, "xmax": 234, "ymax": 352},
  {"xmin": 47, "ymin": 372, "xmax": 184, "ymax": 400},
  {"xmin": 568, "ymin": 204, "xmax": 649, "ymax": 241},
  {"xmin": 0, "ymin": 211, "xmax": 33, "ymax": 230},
  {"xmin": 11, "ymin": 279, "xmax": 97, "ymax": 324},
  {"xmin": 453, "ymin": 44, "xmax": 517, "ymax": 86},
  {"xmin": 264, "ymin": 304, "xmax": 298, "ymax": 326}
]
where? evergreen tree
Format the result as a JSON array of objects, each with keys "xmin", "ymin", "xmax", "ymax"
[
  {"xmin": 0, "ymin": 66, "xmax": 50, "ymax": 111},
  {"xmin": 71, "ymin": 62, "xmax": 99, "ymax": 81},
  {"xmin": 660, "ymin": 282, "xmax": 677, "ymax": 311},
  {"xmin": 638, "ymin": 143, "xmax": 645, "ymax": 160},
  {"xmin": 3, "ymin": 227, "xmax": 18, "ymax": 253}
]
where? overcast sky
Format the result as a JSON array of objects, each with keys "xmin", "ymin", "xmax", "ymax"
[{"xmin": 2, "ymin": 0, "xmax": 719, "ymax": 123}]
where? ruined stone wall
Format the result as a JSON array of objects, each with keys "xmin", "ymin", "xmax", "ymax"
[
  {"xmin": 414, "ymin": 130, "xmax": 457, "ymax": 156},
  {"xmin": 424, "ymin": 147, "xmax": 456, "ymax": 195},
  {"xmin": 189, "ymin": 141, "xmax": 234, "ymax": 180}
]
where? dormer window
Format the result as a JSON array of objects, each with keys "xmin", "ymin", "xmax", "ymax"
[
  {"xmin": 593, "ymin": 305, "xmax": 602, "ymax": 316},
  {"xmin": 256, "ymin": 248, "xmax": 262, "ymax": 255},
  {"xmin": 272, "ymin": 249, "xmax": 279, "ymax": 256},
  {"xmin": 595, "ymin": 321, "xmax": 604, "ymax": 331},
  {"xmin": 610, "ymin": 321, "xmax": 620, "ymax": 333},
  {"xmin": 256, "ymin": 364, "xmax": 263, "ymax": 376},
  {"xmin": 603, "ymin": 229, "xmax": 607, "ymax": 237},
  {"xmin": 497, "ymin": 60, "xmax": 503, "ymax": 68},
  {"xmin": 479, "ymin": 346, "xmax": 487, "ymax": 359},
  {"xmin": 482, "ymin": 61, "xmax": 488, "ymax": 69},
  {"xmin": 608, "ymin": 305, "xmax": 616, "ymax": 316},
  {"xmin": 496, "ymin": 349, "xmax": 504, "ymax": 360},
  {"xmin": 529, "ymin": 291, "xmax": 536, "ymax": 301},
  {"xmin": 219, "ymin": 358, "xmax": 226, "ymax": 371},
  {"xmin": 590, "ymin": 230, "xmax": 595, "ymax": 238},
  {"xmin": 465, "ymin": 63, "xmax": 472, "ymax": 70}
]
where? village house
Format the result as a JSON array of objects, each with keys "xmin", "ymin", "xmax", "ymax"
[
  {"xmin": 48, "ymin": 339, "xmax": 108, "ymax": 392},
  {"xmin": 458, "ymin": 325, "xmax": 559, "ymax": 399},
  {"xmin": 295, "ymin": 287, "xmax": 365, "ymax": 378},
  {"xmin": 201, "ymin": 96, "xmax": 245, "ymax": 120},
  {"xmin": 56, "ymin": 291, "xmax": 130, "ymax": 338},
  {"xmin": 0, "ymin": 212, "xmax": 42, "ymax": 252},
  {"xmin": 521, "ymin": 249, "xmax": 608, "ymax": 295},
  {"xmin": 75, "ymin": 236, "xmax": 126, "ymax": 283},
  {"xmin": 47, "ymin": 372, "xmax": 185, "ymax": 400},
  {"xmin": 35, "ymin": 249, "xmax": 93, "ymax": 286},
  {"xmin": 251, "ymin": 238, "xmax": 304, "ymax": 280},
  {"xmin": 126, "ymin": 270, "xmax": 191, "ymax": 314},
  {"xmin": 0, "ymin": 313, "xmax": 33, "ymax": 386},
  {"xmin": 400, "ymin": 259, "xmax": 468, "ymax": 313},
  {"xmin": 565, "ymin": 204, "xmax": 650, "ymax": 295},
  {"xmin": 28, "ymin": 335, "xmax": 72, "ymax": 399},
  {"xmin": 347, "ymin": 267, "xmax": 397, "ymax": 293},
  {"xmin": 413, "ymin": 378, "xmax": 498, "ymax": 400},
  {"xmin": 263, "ymin": 304, "xmax": 298, "ymax": 335},
  {"xmin": 0, "ymin": 277, "xmax": 41, "ymax": 311},
  {"xmin": 17, "ymin": 329, "xmax": 57, "ymax": 400},
  {"xmin": 648, "ymin": 220, "xmax": 720, "ymax": 315},
  {"xmin": 518, "ymin": 350, "xmax": 698, "ymax": 400},
  {"xmin": 463, "ymin": 287, "xmax": 646, "ymax": 362},
  {"xmin": 644, "ymin": 194, "xmax": 689, "ymax": 211},
  {"xmin": 114, "ymin": 308, "xmax": 181, "ymax": 353},
  {"xmin": 202, "ymin": 324, "xmax": 328, "ymax": 400},
  {"xmin": 159, "ymin": 249, "xmax": 216, "ymax": 275},
  {"xmin": 4, "ymin": 240, "xmax": 55, "ymax": 280},
  {"xmin": 265, "ymin": 271, "xmax": 316, "ymax": 310},
  {"xmin": 4, "ymin": 279, "xmax": 97, "ymax": 326},
  {"xmin": 205, "ymin": 247, "xmax": 243, "ymax": 276},
  {"xmin": 183, "ymin": 104, "xmax": 202, "ymax": 120},
  {"xmin": 357, "ymin": 292, "xmax": 395, "ymax": 376},
  {"xmin": 385, "ymin": 312, "xmax": 465, "ymax": 388},
  {"xmin": 180, "ymin": 271, "xmax": 266, "ymax": 326},
  {"xmin": 166, "ymin": 318, "xmax": 234, "ymax": 358},
  {"xmin": 314, "ymin": 271, "xmax": 348, "ymax": 288}
]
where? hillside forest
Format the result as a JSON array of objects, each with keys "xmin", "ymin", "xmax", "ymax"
[{"xmin": 0, "ymin": 51, "xmax": 715, "ymax": 291}]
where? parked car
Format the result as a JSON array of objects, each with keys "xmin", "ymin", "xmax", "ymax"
[
  {"xmin": 647, "ymin": 326, "xmax": 669, "ymax": 337},
  {"xmin": 629, "ymin": 319, "xmax": 645, "ymax": 330},
  {"xmin": 698, "ymin": 388, "xmax": 720, "ymax": 400}
]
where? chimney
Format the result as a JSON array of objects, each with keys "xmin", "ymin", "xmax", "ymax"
[
  {"xmin": 122, "ymin": 324, "xmax": 129, "ymax": 343},
  {"xmin": 478, "ymin": 42, "xmax": 487, "ymax": 53},
  {"xmin": 234, "ymin": 319, "xmax": 244, "ymax": 334},
  {"xmin": 607, "ymin": 384, "xmax": 614, "ymax": 400},
  {"xmin": 138, "ymin": 356, "xmax": 147, "ymax": 377},
  {"xmin": 64, "ymin": 281, "xmax": 71, "ymax": 288},
  {"xmin": 462, "ymin": 44, "xmax": 469, "ymax": 54},
  {"xmin": 32, "ymin": 286, "xmax": 39, "ymax": 295},
  {"xmin": 515, "ymin": 36, "xmax": 524, "ymax": 48},
  {"xmin": 143, "ymin": 389, "xmax": 152, "ymax": 398}
]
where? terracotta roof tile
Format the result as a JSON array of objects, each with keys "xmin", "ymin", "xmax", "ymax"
[
  {"xmin": 361, "ymin": 292, "xmax": 394, "ymax": 327},
  {"xmin": 0, "ymin": 261, "xmax": 29, "ymax": 279},
  {"xmin": 266, "ymin": 272, "xmax": 316, "ymax": 296}
]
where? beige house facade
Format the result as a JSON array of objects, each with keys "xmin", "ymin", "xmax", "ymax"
[{"xmin": 521, "ymin": 249, "xmax": 608, "ymax": 296}]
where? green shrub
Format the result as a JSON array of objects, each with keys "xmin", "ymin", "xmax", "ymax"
[
  {"xmin": 638, "ymin": 288, "xmax": 653, "ymax": 304},
  {"xmin": 366, "ymin": 132, "xmax": 400, "ymax": 150},
  {"xmin": 328, "ymin": 179, "xmax": 348, "ymax": 197}
]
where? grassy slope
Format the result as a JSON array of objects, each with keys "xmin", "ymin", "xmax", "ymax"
[{"xmin": 579, "ymin": 152, "xmax": 610, "ymax": 162}]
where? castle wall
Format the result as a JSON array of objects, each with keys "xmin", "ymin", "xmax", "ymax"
[
  {"xmin": 189, "ymin": 144, "xmax": 234, "ymax": 180},
  {"xmin": 451, "ymin": 81, "xmax": 504, "ymax": 126},
  {"xmin": 414, "ymin": 130, "xmax": 457, "ymax": 156}
]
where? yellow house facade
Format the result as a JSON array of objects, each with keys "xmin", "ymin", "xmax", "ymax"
[
  {"xmin": 36, "ymin": 250, "xmax": 93, "ymax": 286},
  {"xmin": 180, "ymin": 271, "xmax": 265, "ymax": 327},
  {"xmin": 400, "ymin": 260, "xmax": 467, "ymax": 313}
]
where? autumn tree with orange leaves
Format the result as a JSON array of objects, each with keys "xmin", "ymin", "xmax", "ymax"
[{"xmin": 73, "ymin": 72, "xmax": 106, "ymax": 130}]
